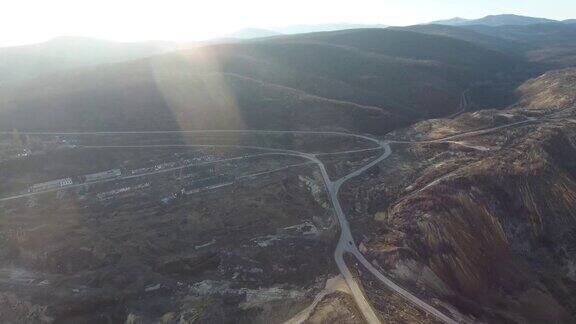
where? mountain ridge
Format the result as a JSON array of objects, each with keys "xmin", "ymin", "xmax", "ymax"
[{"xmin": 430, "ymin": 14, "xmax": 560, "ymax": 26}]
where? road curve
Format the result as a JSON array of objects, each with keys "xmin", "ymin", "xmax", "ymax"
[
  {"xmin": 74, "ymin": 137, "xmax": 454, "ymax": 323},
  {"xmin": 2, "ymin": 130, "xmax": 457, "ymax": 324},
  {"xmin": 318, "ymin": 141, "xmax": 457, "ymax": 324}
]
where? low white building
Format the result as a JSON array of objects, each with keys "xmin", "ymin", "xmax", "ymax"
[{"xmin": 31, "ymin": 178, "xmax": 73, "ymax": 192}]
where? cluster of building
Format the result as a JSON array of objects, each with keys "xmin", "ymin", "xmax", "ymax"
[
  {"xmin": 29, "ymin": 168, "xmax": 123, "ymax": 193},
  {"xmin": 26, "ymin": 152, "xmax": 224, "ymax": 195},
  {"xmin": 31, "ymin": 178, "xmax": 74, "ymax": 193}
]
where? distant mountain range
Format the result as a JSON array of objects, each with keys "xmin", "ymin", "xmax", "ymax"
[
  {"xmin": 227, "ymin": 23, "xmax": 389, "ymax": 39},
  {"xmin": 2, "ymin": 14, "xmax": 575, "ymax": 88},
  {"xmin": 402, "ymin": 21, "xmax": 576, "ymax": 68},
  {"xmin": 271, "ymin": 23, "xmax": 389, "ymax": 34},
  {"xmin": 228, "ymin": 15, "xmax": 576, "ymax": 41},
  {"xmin": 0, "ymin": 37, "xmax": 177, "ymax": 85},
  {"xmin": 228, "ymin": 15, "xmax": 576, "ymax": 40},
  {"xmin": 226, "ymin": 28, "xmax": 282, "ymax": 39},
  {"xmin": 430, "ymin": 14, "xmax": 576, "ymax": 27},
  {"xmin": 430, "ymin": 14, "xmax": 571, "ymax": 26}
]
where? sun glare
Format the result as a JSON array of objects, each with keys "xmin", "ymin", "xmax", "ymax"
[{"xmin": 1, "ymin": 0, "xmax": 574, "ymax": 46}]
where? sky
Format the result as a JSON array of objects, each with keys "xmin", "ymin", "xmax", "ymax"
[{"xmin": 1, "ymin": 0, "xmax": 575, "ymax": 46}]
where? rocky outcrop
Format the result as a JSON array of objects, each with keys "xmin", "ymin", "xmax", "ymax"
[{"xmin": 344, "ymin": 99, "xmax": 576, "ymax": 322}]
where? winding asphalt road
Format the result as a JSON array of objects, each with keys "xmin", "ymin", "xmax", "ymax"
[
  {"xmin": 7, "ymin": 120, "xmax": 538, "ymax": 323},
  {"xmin": 1, "ymin": 74, "xmax": 565, "ymax": 322},
  {"xmin": 1, "ymin": 129, "xmax": 457, "ymax": 323},
  {"xmin": 71, "ymin": 139, "xmax": 434, "ymax": 323},
  {"xmin": 313, "ymin": 139, "xmax": 457, "ymax": 324},
  {"xmin": 68, "ymin": 115, "xmax": 539, "ymax": 322},
  {"xmin": 83, "ymin": 138, "xmax": 456, "ymax": 323}
]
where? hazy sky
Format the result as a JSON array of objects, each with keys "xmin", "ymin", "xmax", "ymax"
[{"xmin": 2, "ymin": 0, "xmax": 575, "ymax": 46}]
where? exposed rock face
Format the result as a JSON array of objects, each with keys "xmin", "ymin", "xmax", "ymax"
[
  {"xmin": 387, "ymin": 127, "xmax": 576, "ymax": 322},
  {"xmin": 342, "ymin": 70, "xmax": 576, "ymax": 323}
]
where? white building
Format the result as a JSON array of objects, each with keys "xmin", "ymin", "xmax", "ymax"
[{"xmin": 31, "ymin": 178, "xmax": 73, "ymax": 192}]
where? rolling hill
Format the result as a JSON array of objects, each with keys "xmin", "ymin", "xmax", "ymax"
[
  {"xmin": 224, "ymin": 24, "xmax": 389, "ymax": 40},
  {"xmin": 464, "ymin": 23, "xmax": 576, "ymax": 47},
  {"xmin": 515, "ymin": 67, "xmax": 576, "ymax": 109},
  {"xmin": 409, "ymin": 20, "xmax": 576, "ymax": 69},
  {"xmin": 0, "ymin": 37, "xmax": 175, "ymax": 86},
  {"xmin": 462, "ymin": 23, "xmax": 576, "ymax": 68},
  {"xmin": 271, "ymin": 23, "xmax": 389, "ymax": 34},
  {"xmin": 226, "ymin": 28, "xmax": 282, "ymax": 39},
  {"xmin": 394, "ymin": 24, "xmax": 529, "ymax": 56},
  {"xmin": 0, "ymin": 29, "xmax": 524, "ymax": 135}
]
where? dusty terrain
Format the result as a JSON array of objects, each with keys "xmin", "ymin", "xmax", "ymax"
[
  {"xmin": 0, "ymin": 134, "xmax": 349, "ymax": 323},
  {"xmin": 1, "ymin": 25, "xmax": 576, "ymax": 323},
  {"xmin": 3, "ymin": 70, "xmax": 576, "ymax": 323},
  {"xmin": 339, "ymin": 71, "xmax": 576, "ymax": 322}
]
